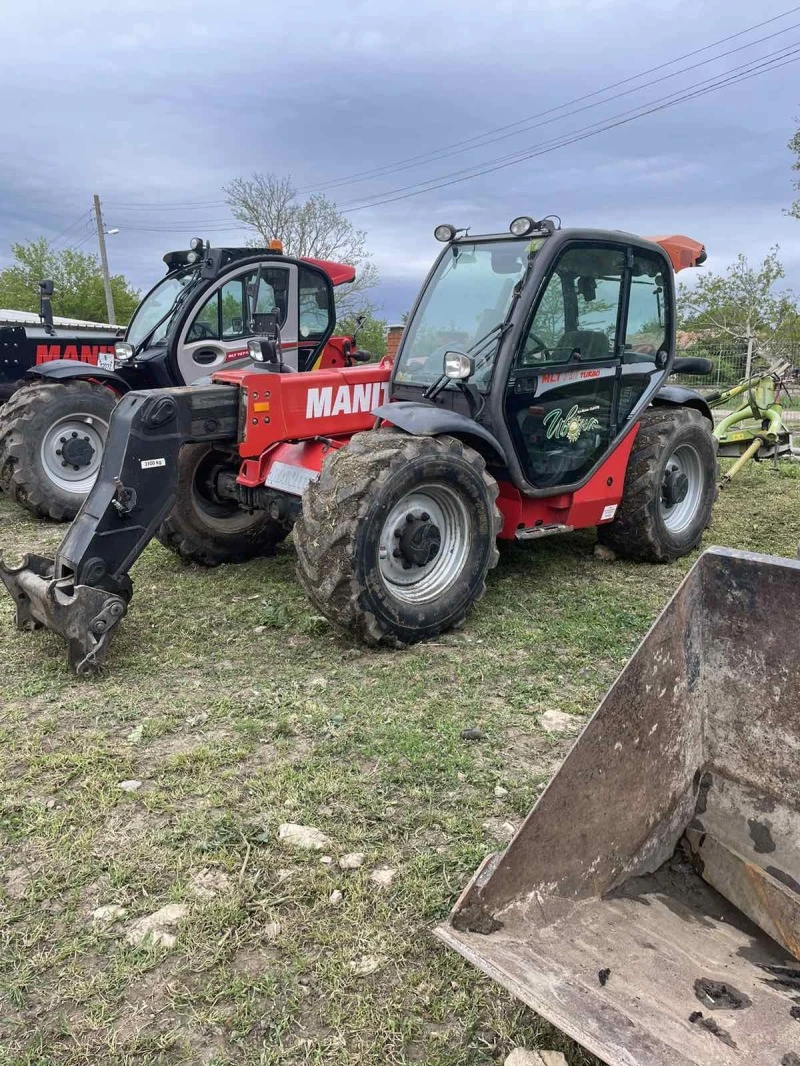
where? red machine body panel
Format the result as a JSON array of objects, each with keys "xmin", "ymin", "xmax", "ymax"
[
  {"xmin": 494, "ymin": 423, "xmax": 640, "ymax": 538},
  {"xmin": 213, "ymin": 360, "xmax": 393, "ymax": 459},
  {"xmin": 215, "ymin": 360, "xmax": 642, "ymax": 540}
]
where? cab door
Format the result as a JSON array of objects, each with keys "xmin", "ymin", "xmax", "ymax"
[
  {"xmin": 174, "ymin": 263, "xmax": 299, "ymax": 383},
  {"xmin": 503, "ymin": 241, "xmax": 669, "ymax": 490}
]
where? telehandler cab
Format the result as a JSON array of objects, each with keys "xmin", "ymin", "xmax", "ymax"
[
  {"xmin": 0, "ymin": 239, "xmax": 367, "ymax": 520},
  {"xmin": 1, "ymin": 218, "xmax": 717, "ymax": 673}
]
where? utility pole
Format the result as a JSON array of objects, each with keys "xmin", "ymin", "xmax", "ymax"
[{"xmin": 93, "ymin": 194, "xmax": 116, "ymax": 325}]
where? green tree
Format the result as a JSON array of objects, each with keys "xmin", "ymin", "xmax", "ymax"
[
  {"xmin": 224, "ymin": 174, "xmax": 378, "ymax": 316},
  {"xmin": 790, "ymin": 125, "xmax": 800, "ymax": 220},
  {"xmin": 677, "ymin": 246, "xmax": 799, "ymax": 373},
  {"xmin": 0, "ymin": 238, "xmax": 140, "ymax": 324},
  {"xmin": 335, "ymin": 310, "xmax": 387, "ymax": 359}
]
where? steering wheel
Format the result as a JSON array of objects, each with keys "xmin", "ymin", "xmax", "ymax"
[{"xmin": 522, "ymin": 332, "xmax": 552, "ymax": 364}]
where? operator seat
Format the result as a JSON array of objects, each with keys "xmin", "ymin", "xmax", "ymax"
[{"xmin": 556, "ymin": 330, "xmax": 610, "ymax": 362}]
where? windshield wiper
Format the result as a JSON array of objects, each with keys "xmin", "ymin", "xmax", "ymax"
[{"xmin": 422, "ymin": 322, "xmax": 508, "ymax": 400}]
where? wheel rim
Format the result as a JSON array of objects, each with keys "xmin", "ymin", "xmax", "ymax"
[
  {"xmin": 660, "ymin": 443, "xmax": 704, "ymax": 534},
  {"xmin": 190, "ymin": 448, "xmax": 264, "ymax": 534},
  {"xmin": 378, "ymin": 484, "xmax": 471, "ymax": 604},
  {"xmin": 40, "ymin": 415, "xmax": 108, "ymax": 493}
]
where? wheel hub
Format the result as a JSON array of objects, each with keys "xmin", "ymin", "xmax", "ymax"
[
  {"xmin": 395, "ymin": 512, "xmax": 442, "ymax": 568},
  {"xmin": 661, "ymin": 465, "xmax": 689, "ymax": 508},
  {"xmin": 59, "ymin": 432, "xmax": 95, "ymax": 469}
]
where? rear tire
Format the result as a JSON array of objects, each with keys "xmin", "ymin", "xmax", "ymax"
[
  {"xmin": 157, "ymin": 443, "xmax": 289, "ymax": 566},
  {"xmin": 597, "ymin": 407, "xmax": 717, "ymax": 562},
  {"xmin": 0, "ymin": 380, "xmax": 116, "ymax": 521},
  {"xmin": 294, "ymin": 429, "xmax": 502, "ymax": 644}
]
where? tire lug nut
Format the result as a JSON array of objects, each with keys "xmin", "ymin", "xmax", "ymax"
[
  {"xmin": 420, "ymin": 512, "xmax": 430, "ymax": 521},
  {"xmin": 55, "ymin": 449, "xmax": 62, "ymax": 456},
  {"xmin": 394, "ymin": 529, "xmax": 402, "ymax": 538},
  {"xmin": 59, "ymin": 436, "xmax": 66, "ymax": 444},
  {"xmin": 392, "ymin": 549, "xmax": 401, "ymax": 558},
  {"xmin": 402, "ymin": 561, "xmax": 412, "ymax": 570},
  {"xmin": 61, "ymin": 461, "xmax": 68, "ymax": 467},
  {"xmin": 71, "ymin": 431, "xmax": 78, "ymax": 438},
  {"xmin": 406, "ymin": 513, "xmax": 414, "ymax": 523}
]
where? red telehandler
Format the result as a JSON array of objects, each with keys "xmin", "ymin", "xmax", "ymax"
[{"xmin": 1, "ymin": 218, "xmax": 718, "ymax": 673}]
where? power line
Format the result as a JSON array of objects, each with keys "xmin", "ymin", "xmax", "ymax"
[
  {"xmin": 338, "ymin": 41, "xmax": 800, "ymax": 213},
  {"xmin": 91, "ymin": 4, "xmax": 800, "ymax": 216},
  {"xmin": 298, "ymin": 4, "xmax": 800, "ymax": 194},
  {"xmin": 50, "ymin": 210, "xmax": 92, "ymax": 247}
]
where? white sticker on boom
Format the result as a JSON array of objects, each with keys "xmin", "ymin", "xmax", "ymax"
[
  {"xmin": 141, "ymin": 458, "xmax": 166, "ymax": 469},
  {"xmin": 600, "ymin": 504, "xmax": 618, "ymax": 521}
]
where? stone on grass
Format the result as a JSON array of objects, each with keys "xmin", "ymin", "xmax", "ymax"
[
  {"xmin": 370, "ymin": 867, "xmax": 396, "ymax": 889},
  {"xmin": 118, "ymin": 779, "xmax": 142, "ymax": 792},
  {"xmin": 494, "ymin": 785, "xmax": 509, "ymax": 798},
  {"xmin": 505, "ymin": 1051, "xmax": 568, "ymax": 1066},
  {"xmin": 189, "ymin": 868, "xmax": 233, "ymax": 899},
  {"xmin": 125, "ymin": 903, "xmax": 188, "ymax": 949},
  {"xmin": 329, "ymin": 889, "xmax": 343, "ymax": 906},
  {"xmin": 593, "ymin": 543, "xmax": 617, "ymax": 562},
  {"xmin": 319, "ymin": 855, "xmax": 334, "ymax": 866},
  {"xmin": 339, "ymin": 852, "xmax": 365, "ymax": 871},
  {"xmin": 263, "ymin": 921, "xmax": 281, "ymax": 940},
  {"xmin": 350, "ymin": 954, "xmax": 384, "ymax": 977},
  {"xmin": 91, "ymin": 904, "xmax": 128, "ymax": 924},
  {"xmin": 278, "ymin": 823, "xmax": 332, "ymax": 851},
  {"xmin": 4, "ymin": 866, "xmax": 32, "ymax": 899},
  {"xmin": 538, "ymin": 709, "xmax": 581, "ymax": 734}
]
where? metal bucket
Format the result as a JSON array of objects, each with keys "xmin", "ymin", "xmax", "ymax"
[{"xmin": 437, "ymin": 547, "xmax": 800, "ymax": 1065}]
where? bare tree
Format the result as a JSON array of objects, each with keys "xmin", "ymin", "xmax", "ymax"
[{"xmin": 224, "ymin": 174, "xmax": 378, "ymax": 315}]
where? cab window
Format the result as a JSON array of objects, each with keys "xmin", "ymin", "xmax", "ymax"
[
  {"xmin": 299, "ymin": 266, "xmax": 333, "ymax": 341},
  {"xmin": 624, "ymin": 253, "xmax": 669, "ymax": 362},
  {"xmin": 517, "ymin": 246, "xmax": 625, "ymax": 366},
  {"xmin": 187, "ymin": 291, "xmax": 220, "ymax": 341},
  {"xmin": 220, "ymin": 279, "xmax": 246, "ymax": 338}
]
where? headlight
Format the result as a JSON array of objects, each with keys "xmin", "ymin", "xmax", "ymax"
[
  {"xmin": 114, "ymin": 341, "xmax": 134, "ymax": 363},
  {"xmin": 509, "ymin": 216, "xmax": 536, "ymax": 237},
  {"xmin": 434, "ymin": 224, "xmax": 457, "ymax": 242},
  {"xmin": 190, "ymin": 237, "xmax": 204, "ymax": 251},
  {"xmin": 444, "ymin": 351, "xmax": 475, "ymax": 380},
  {"xmin": 248, "ymin": 338, "xmax": 266, "ymax": 362}
]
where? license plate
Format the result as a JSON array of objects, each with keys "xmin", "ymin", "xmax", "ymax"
[
  {"xmin": 97, "ymin": 352, "xmax": 116, "ymax": 370},
  {"xmin": 264, "ymin": 461, "xmax": 319, "ymax": 496}
]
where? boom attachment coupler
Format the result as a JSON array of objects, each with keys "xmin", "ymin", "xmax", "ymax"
[{"xmin": 0, "ymin": 384, "xmax": 239, "ymax": 674}]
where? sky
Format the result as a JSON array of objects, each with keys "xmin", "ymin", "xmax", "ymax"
[{"xmin": 1, "ymin": 0, "xmax": 799, "ymax": 323}]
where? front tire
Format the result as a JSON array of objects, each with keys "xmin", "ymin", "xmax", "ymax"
[
  {"xmin": 157, "ymin": 443, "xmax": 290, "ymax": 566},
  {"xmin": 598, "ymin": 407, "xmax": 717, "ymax": 562},
  {"xmin": 0, "ymin": 380, "xmax": 116, "ymax": 521},
  {"xmin": 294, "ymin": 430, "xmax": 502, "ymax": 644}
]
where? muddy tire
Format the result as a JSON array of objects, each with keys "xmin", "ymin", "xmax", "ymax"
[
  {"xmin": 294, "ymin": 429, "xmax": 502, "ymax": 644},
  {"xmin": 0, "ymin": 380, "xmax": 116, "ymax": 521},
  {"xmin": 157, "ymin": 443, "xmax": 290, "ymax": 566},
  {"xmin": 597, "ymin": 407, "xmax": 717, "ymax": 563}
]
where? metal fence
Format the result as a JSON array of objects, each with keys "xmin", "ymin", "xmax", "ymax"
[
  {"xmin": 673, "ymin": 339, "xmax": 800, "ymax": 389},
  {"xmin": 673, "ymin": 339, "xmax": 800, "ymax": 425}
]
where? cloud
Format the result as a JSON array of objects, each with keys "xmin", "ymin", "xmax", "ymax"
[{"xmin": 0, "ymin": 0, "xmax": 798, "ymax": 320}]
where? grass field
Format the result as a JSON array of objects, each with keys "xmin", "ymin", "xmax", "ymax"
[{"xmin": 1, "ymin": 459, "xmax": 799, "ymax": 1066}]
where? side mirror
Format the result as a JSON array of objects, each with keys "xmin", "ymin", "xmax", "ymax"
[
  {"xmin": 248, "ymin": 337, "xmax": 278, "ymax": 363},
  {"xmin": 443, "ymin": 351, "xmax": 475, "ymax": 381},
  {"xmin": 39, "ymin": 279, "xmax": 55, "ymax": 335}
]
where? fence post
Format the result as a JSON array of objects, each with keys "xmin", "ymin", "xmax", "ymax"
[{"xmin": 745, "ymin": 332, "xmax": 754, "ymax": 379}]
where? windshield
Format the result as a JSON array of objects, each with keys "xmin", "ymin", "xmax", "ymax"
[
  {"xmin": 126, "ymin": 268, "xmax": 200, "ymax": 350},
  {"xmin": 395, "ymin": 238, "xmax": 536, "ymax": 388}
]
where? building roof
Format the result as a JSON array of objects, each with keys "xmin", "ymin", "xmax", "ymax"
[{"xmin": 0, "ymin": 309, "xmax": 117, "ymax": 330}]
